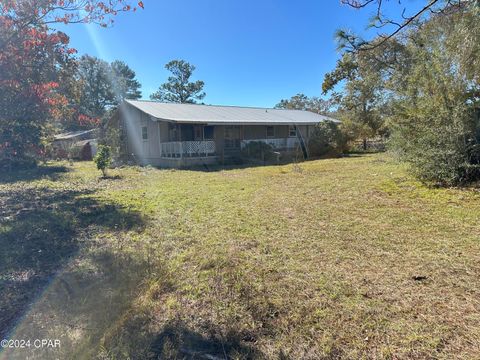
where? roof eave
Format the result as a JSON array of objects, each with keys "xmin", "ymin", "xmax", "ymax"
[{"xmin": 149, "ymin": 117, "xmax": 333, "ymax": 126}]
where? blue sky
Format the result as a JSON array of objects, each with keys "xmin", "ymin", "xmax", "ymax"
[{"xmin": 57, "ymin": 0, "xmax": 394, "ymax": 108}]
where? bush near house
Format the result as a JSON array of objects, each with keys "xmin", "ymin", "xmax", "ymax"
[
  {"xmin": 308, "ymin": 120, "xmax": 347, "ymax": 157},
  {"xmin": 389, "ymin": 103, "xmax": 480, "ymax": 186},
  {"xmin": 241, "ymin": 141, "xmax": 278, "ymax": 162}
]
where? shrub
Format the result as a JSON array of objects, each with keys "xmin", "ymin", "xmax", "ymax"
[
  {"xmin": 94, "ymin": 145, "xmax": 112, "ymax": 177},
  {"xmin": 102, "ymin": 109, "xmax": 123, "ymax": 162},
  {"xmin": 383, "ymin": 9, "xmax": 480, "ymax": 186},
  {"xmin": 308, "ymin": 121, "xmax": 347, "ymax": 157},
  {"xmin": 389, "ymin": 105, "xmax": 480, "ymax": 186},
  {"xmin": 241, "ymin": 141, "xmax": 277, "ymax": 162},
  {"xmin": 0, "ymin": 143, "xmax": 39, "ymax": 171},
  {"xmin": 0, "ymin": 155, "xmax": 37, "ymax": 171}
]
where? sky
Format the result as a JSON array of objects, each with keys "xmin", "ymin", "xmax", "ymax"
[{"xmin": 56, "ymin": 0, "xmax": 401, "ymax": 108}]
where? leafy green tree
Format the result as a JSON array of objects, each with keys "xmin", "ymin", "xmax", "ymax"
[
  {"xmin": 275, "ymin": 93, "xmax": 333, "ymax": 115},
  {"xmin": 330, "ymin": 1, "xmax": 480, "ymax": 185},
  {"xmin": 73, "ymin": 57, "xmax": 142, "ymax": 130},
  {"xmin": 55, "ymin": 57, "xmax": 141, "ymax": 133},
  {"xmin": 76, "ymin": 55, "xmax": 116, "ymax": 124},
  {"xmin": 322, "ymin": 48, "xmax": 391, "ymax": 149},
  {"xmin": 150, "ymin": 60, "xmax": 206, "ymax": 103},
  {"xmin": 111, "ymin": 60, "xmax": 142, "ymax": 102},
  {"xmin": 387, "ymin": 8, "xmax": 480, "ymax": 185},
  {"xmin": 94, "ymin": 145, "xmax": 112, "ymax": 177}
]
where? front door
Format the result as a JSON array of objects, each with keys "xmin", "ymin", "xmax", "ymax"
[{"xmin": 224, "ymin": 126, "xmax": 242, "ymax": 150}]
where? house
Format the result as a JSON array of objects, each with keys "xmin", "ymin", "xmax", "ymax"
[
  {"xmin": 115, "ymin": 100, "xmax": 338, "ymax": 167},
  {"xmin": 52, "ymin": 129, "xmax": 98, "ymax": 160}
]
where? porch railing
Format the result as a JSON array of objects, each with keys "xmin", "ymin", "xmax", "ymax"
[
  {"xmin": 240, "ymin": 138, "xmax": 299, "ymax": 150},
  {"xmin": 161, "ymin": 140, "xmax": 216, "ymax": 158}
]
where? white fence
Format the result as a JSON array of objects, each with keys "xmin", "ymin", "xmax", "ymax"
[
  {"xmin": 240, "ymin": 138, "xmax": 299, "ymax": 150},
  {"xmin": 161, "ymin": 141, "xmax": 216, "ymax": 158}
]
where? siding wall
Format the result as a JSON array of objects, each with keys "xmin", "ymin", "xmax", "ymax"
[
  {"xmin": 243, "ymin": 125, "xmax": 264, "ymax": 139},
  {"xmin": 122, "ymin": 104, "xmax": 162, "ymax": 165},
  {"xmin": 242, "ymin": 125, "xmax": 312, "ymax": 141}
]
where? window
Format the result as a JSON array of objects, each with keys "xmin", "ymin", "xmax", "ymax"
[
  {"xmin": 168, "ymin": 123, "xmax": 178, "ymax": 141},
  {"xmin": 288, "ymin": 125, "xmax": 297, "ymax": 137},
  {"xmin": 204, "ymin": 126, "xmax": 214, "ymax": 140},
  {"xmin": 194, "ymin": 125, "xmax": 203, "ymax": 140},
  {"xmin": 225, "ymin": 126, "xmax": 241, "ymax": 149},
  {"xmin": 141, "ymin": 126, "xmax": 148, "ymax": 140},
  {"xmin": 266, "ymin": 126, "xmax": 275, "ymax": 138}
]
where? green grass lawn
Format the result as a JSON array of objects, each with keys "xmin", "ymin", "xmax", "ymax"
[{"xmin": 1, "ymin": 154, "xmax": 479, "ymax": 359}]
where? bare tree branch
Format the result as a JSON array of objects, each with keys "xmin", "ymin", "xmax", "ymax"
[{"xmin": 340, "ymin": 0, "xmax": 466, "ymax": 51}]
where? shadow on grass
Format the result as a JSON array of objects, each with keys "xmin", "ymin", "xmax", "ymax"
[
  {"xmin": 150, "ymin": 320, "xmax": 265, "ymax": 359},
  {"xmin": 0, "ymin": 165, "xmax": 71, "ymax": 184},
  {"xmin": 0, "ymin": 185, "xmax": 145, "ymax": 339},
  {"xmin": 166, "ymin": 158, "xmax": 313, "ymax": 173},
  {"xmin": 99, "ymin": 174, "xmax": 123, "ymax": 180},
  {"xmin": 343, "ymin": 151, "xmax": 383, "ymax": 156},
  {"xmin": 164, "ymin": 153, "xmax": 360, "ymax": 173}
]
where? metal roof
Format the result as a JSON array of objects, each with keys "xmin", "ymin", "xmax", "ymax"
[
  {"xmin": 124, "ymin": 100, "xmax": 338, "ymax": 125},
  {"xmin": 54, "ymin": 129, "xmax": 96, "ymax": 140}
]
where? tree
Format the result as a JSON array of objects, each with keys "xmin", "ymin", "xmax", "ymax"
[
  {"xmin": 386, "ymin": 8, "xmax": 480, "ymax": 185},
  {"xmin": 0, "ymin": 0, "xmax": 143, "ymax": 168},
  {"xmin": 73, "ymin": 57, "xmax": 143, "ymax": 129},
  {"xmin": 94, "ymin": 144, "xmax": 112, "ymax": 177},
  {"xmin": 328, "ymin": 1, "xmax": 480, "ymax": 185},
  {"xmin": 275, "ymin": 94, "xmax": 333, "ymax": 115},
  {"xmin": 1, "ymin": 1, "xmax": 143, "ymax": 34},
  {"xmin": 76, "ymin": 55, "xmax": 115, "ymax": 126},
  {"xmin": 0, "ymin": 21, "xmax": 73, "ymax": 167},
  {"xmin": 58, "ymin": 57, "xmax": 142, "ymax": 132},
  {"xmin": 150, "ymin": 60, "xmax": 206, "ymax": 103},
  {"xmin": 111, "ymin": 60, "xmax": 142, "ymax": 102},
  {"xmin": 323, "ymin": 1, "xmax": 480, "ymax": 184},
  {"xmin": 322, "ymin": 45, "xmax": 393, "ymax": 149}
]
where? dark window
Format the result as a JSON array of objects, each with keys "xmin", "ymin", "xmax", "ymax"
[
  {"xmin": 288, "ymin": 125, "xmax": 297, "ymax": 137},
  {"xmin": 141, "ymin": 126, "xmax": 148, "ymax": 140},
  {"xmin": 168, "ymin": 123, "xmax": 178, "ymax": 141},
  {"xmin": 204, "ymin": 126, "xmax": 214, "ymax": 140},
  {"xmin": 266, "ymin": 126, "xmax": 275, "ymax": 138},
  {"xmin": 225, "ymin": 126, "xmax": 241, "ymax": 149},
  {"xmin": 194, "ymin": 125, "xmax": 203, "ymax": 140},
  {"xmin": 180, "ymin": 124, "xmax": 195, "ymax": 141}
]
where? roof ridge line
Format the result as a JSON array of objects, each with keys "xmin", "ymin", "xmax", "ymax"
[{"xmin": 125, "ymin": 99, "xmax": 310, "ymax": 112}]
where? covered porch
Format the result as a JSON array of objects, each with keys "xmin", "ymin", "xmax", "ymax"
[
  {"xmin": 160, "ymin": 123, "xmax": 216, "ymax": 158},
  {"xmin": 158, "ymin": 123, "xmax": 307, "ymax": 160}
]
